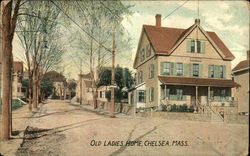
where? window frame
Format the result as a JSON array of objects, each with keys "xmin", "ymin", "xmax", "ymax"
[
  {"xmin": 176, "ymin": 89, "xmax": 183, "ymax": 100},
  {"xmin": 192, "ymin": 64, "xmax": 199, "ymax": 77},
  {"xmin": 138, "ymin": 90, "xmax": 146, "ymax": 103},
  {"xmin": 219, "ymin": 65, "xmax": 223, "ymax": 78},
  {"xmin": 176, "ymin": 63, "xmax": 183, "ymax": 76},
  {"xmin": 161, "ymin": 62, "xmax": 171, "ymax": 75}
]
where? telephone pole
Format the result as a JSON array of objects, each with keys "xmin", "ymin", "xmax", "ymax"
[
  {"xmin": 110, "ymin": 26, "xmax": 116, "ymax": 118},
  {"xmin": 79, "ymin": 60, "xmax": 83, "ymax": 105}
]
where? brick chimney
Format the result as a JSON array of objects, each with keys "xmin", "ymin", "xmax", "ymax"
[
  {"xmin": 195, "ymin": 18, "xmax": 200, "ymax": 25},
  {"xmin": 155, "ymin": 14, "xmax": 161, "ymax": 27},
  {"xmin": 247, "ymin": 50, "xmax": 249, "ymax": 60}
]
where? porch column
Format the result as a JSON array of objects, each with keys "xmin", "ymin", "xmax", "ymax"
[
  {"xmin": 208, "ymin": 86, "xmax": 210, "ymax": 106},
  {"xmin": 195, "ymin": 86, "xmax": 198, "ymax": 105},
  {"xmin": 164, "ymin": 84, "xmax": 167, "ymax": 100}
]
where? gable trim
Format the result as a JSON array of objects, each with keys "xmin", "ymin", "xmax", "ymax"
[{"xmin": 167, "ymin": 24, "xmax": 234, "ymax": 61}]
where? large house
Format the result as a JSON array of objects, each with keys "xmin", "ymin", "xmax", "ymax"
[
  {"xmin": 232, "ymin": 51, "xmax": 249, "ymax": 113},
  {"xmin": 129, "ymin": 14, "xmax": 239, "ymax": 112}
]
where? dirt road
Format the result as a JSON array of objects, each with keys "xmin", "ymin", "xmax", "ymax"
[{"xmin": 13, "ymin": 100, "xmax": 248, "ymax": 156}]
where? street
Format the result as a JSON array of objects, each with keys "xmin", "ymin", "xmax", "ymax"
[{"xmin": 0, "ymin": 100, "xmax": 244, "ymax": 156}]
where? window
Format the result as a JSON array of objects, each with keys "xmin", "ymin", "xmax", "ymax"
[
  {"xmin": 187, "ymin": 39, "xmax": 205, "ymax": 53},
  {"xmin": 176, "ymin": 63, "xmax": 183, "ymax": 76},
  {"xmin": 210, "ymin": 88, "xmax": 229, "ymax": 101},
  {"xmin": 138, "ymin": 90, "xmax": 145, "ymax": 103},
  {"xmin": 149, "ymin": 87, "xmax": 154, "ymax": 102},
  {"xmin": 191, "ymin": 40, "xmax": 195, "ymax": 53},
  {"xmin": 146, "ymin": 44, "xmax": 151, "ymax": 57},
  {"xmin": 209, "ymin": 65, "xmax": 214, "ymax": 78},
  {"xmin": 219, "ymin": 65, "xmax": 223, "ymax": 78},
  {"xmin": 149, "ymin": 64, "xmax": 154, "ymax": 78},
  {"xmin": 221, "ymin": 89, "xmax": 226, "ymax": 101},
  {"xmin": 161, "ymin": 62, "xmax": 171, "ymax": 75},
  {"xmin": 176, "ymin": 89, "xmax": 183, "ymax": 100},
  {"xmin": 99, "ymin": 91, "xmax": 102, "ymax": 98},
  {"xmin": 192, "ymin": 64, "xmax": 199, "ymax": 77}
]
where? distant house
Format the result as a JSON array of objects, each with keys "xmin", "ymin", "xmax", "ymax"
[
  {"xmin": 12, "ymin": 61, "xmax": 26, "ymax": 98},
  {"xmin": 43, "ymin": 70, "xmax": 67, "ymax": 99},
  {"xmin": 76, "ymin": 73, "xmax": 94, "ymax": 105},
  {"xmin": 232, "ymin": 51, "xmax": 249, "ymax": 113},
  {"xmin": 130, "ymin": 14, "xmax": 239, "ymax": 112},
  {"xmin": 97, "ymin": 85, "xmax": 111, "ymax": 108}
]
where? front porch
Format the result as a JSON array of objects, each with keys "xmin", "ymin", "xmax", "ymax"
[
  {"xmin": 160, "ymin": 85, "xmax": 237, "ymax": 107},
  {"xmin": 158, "ymin": 76, "xmax": 240, "ymax": 115}
]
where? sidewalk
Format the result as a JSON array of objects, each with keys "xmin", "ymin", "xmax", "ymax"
[
  {"xmin": 70, "ymin": 99, "xmax": 138, "ymax": 119},
  {"xmin": 0, "ymin": 104, "xmax": 38, "ymax": 156}
]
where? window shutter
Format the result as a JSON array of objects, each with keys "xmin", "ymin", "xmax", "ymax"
[
  {"xmin": 172, "ymin": 62, "xmax": 176, "ymax": 76},
  {"xmin": 199, "ymin": 64, "xmax": 203, "ymax": 77},
  {"xmin": 208, "ymin": 65, "xmax": 211, "ymax": 78},
  {"xmin": 190, "ymin": 63, "xmax": 194, "ymax": 77},
  {"xmin": 149, "ymin": 65, "xmax": 151, "ymax": 78},
  {"xmin": 201, "ymin": 41, "xmax": 205, "ymax": 53},
  {"xmin": 160, "ymin": 62, "xmax": 164, "ymax": 75},
  {"xmin": 151, "ymin": 88, "xmax": 153, "ymax": 101},
  {"xmin": 187, "ymin": 40, "xmax": 191, "ymax": 52},
  {"xmin": 184, "ymin": 63, "xmax": 190, "ymax": 77},
  {"xmin": 135, "ymin": 90, "xmax": 138, "ymax": 103},
  {"xmin": 144, "ymin": 90, "xmax": 146, "ymax": 103},
  {"xmin": 223, "ymin": 65, "xmax": 226, "ymax": 78},
  {"xmin": 141, "ymin": 71, "xmax": 143, "ymax": 82}
]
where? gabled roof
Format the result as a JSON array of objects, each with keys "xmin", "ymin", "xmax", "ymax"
[
  {"xmin": 232, "ymin": 60, "xmax": 249, "ymax": 72},
  {"xmin": 143, "ymin": 24, "xmax": 234, "ymax": 59}
]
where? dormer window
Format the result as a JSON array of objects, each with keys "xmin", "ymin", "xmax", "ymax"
[{"xmin": 187, "ymin": 39, "xmax": 205, "ymax": 53}]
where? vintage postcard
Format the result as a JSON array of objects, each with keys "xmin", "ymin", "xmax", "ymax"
[{"xmin": 0, "ymin": 0, "xmax": 249, "ymax": 156}]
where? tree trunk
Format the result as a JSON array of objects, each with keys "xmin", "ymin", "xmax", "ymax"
[
  {"xmin": 1, "ymin": 0, "xmax": 12, "ymax": 141},
  {"xmin": 32, "ymin": 68, "xmax": 38, "ymax": 109},
  {"xmin": 28, "ymin": 77, "xmax": 32, "ymax": 110}
]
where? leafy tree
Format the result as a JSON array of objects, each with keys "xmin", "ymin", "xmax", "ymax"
[
  {"xmin": 99, "ymin": 66, "xmax": 134, "ymax": 101},
  {"xmin": 40, "ymin": 81, "xmax": 53, "ymax": 98}
]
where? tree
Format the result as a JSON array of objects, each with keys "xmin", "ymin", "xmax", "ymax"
[
  {"xmin": 16, "ymin": 1, "xmax": 64, "ymax": 109},
  {"xmin": 1, "ymin": 0, "xmax": 21, "ymax": 141},
  {"xmin": 40, "ymin": 80, "xmax": 53, "ymax": 99},
  {"xmin": 62, "ymin": 1, "xmax": 132, "ymax": 109},
  {"xmin": 99, "ymin": 66, "xmax": 134, "ymax": 102}
]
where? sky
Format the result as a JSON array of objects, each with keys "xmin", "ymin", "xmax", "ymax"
[
  {"xmin": 13, "ymin": 0, "xmax": 249, "ymax": 79},
  {"xmin": 121, "ymin": 0, "xmax": 249, "ymax": 68}
]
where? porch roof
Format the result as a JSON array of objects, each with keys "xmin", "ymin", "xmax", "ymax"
[{"xmin": 158, "ymin": 76, "xmax": 240, "ymax": 88}]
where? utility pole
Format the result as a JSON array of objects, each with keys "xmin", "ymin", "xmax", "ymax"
[
  {"xmin": 110, "ymin": 26, "xmax": 116, "ymax": 118},
  {"xmin": 80, "ymin": 60, "xmax": 82, "ymax": 105}
]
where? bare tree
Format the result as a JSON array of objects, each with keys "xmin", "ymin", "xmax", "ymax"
[
  {"xmin": 65, "ymin": 1, "xmax": 132, "ymax": 109},
  {"xmin": 16, "ymin": 1, "xmax": 63, "ymax": 109},
  {"xmin": 1, "ymin": 0, "xmax": 21, "ymax": 141}
]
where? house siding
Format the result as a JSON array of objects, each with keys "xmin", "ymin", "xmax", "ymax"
[
  {"xmin": 233, "ymin": 69, "xmax": 249, "ymax": 112},
  {"xmin": 134, "ymin": 24, "xmax": 235, "ymax": 109}
]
